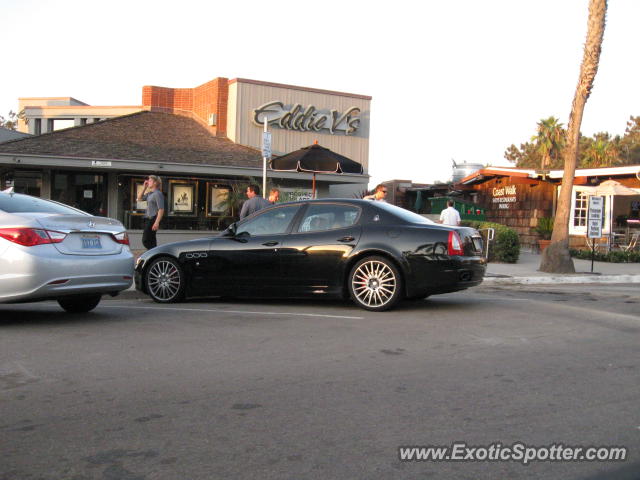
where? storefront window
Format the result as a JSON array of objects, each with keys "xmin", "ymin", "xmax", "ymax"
[
  {"xmin": 116, "ymin": 175, "xmax": 235, "ymax": 231},
  {"xmin": 51, "ymin": 172, "xmax": 107, "ymax": 216},
  {"xmin": 573, "ymin": 191, "xmax": 588, "ymax": 227},
  {"xmin": 0, "ymin": 170, "xmax": 42, "ymax": 196},
  {"xmin": 570, "ymin": 187, "xmax": 609, "ymax": 235}
]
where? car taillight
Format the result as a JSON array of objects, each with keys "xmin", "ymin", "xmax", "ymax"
[
  {"xmin": 0, "ymin": 228, "xmax": 66, "ymax": 247},
  {"xmin": 112, "ymin": 231, "xmax": 130, "ymax": 245},
  {"xmin": 448, "ymin": 231, "xmax": 465, "ymax": 256}
]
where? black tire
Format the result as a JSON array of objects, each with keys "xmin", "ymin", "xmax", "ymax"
[
  {"xmin": 145, "ymin": 256, "xmax": 186, "ymax": 303},
  {"xmin": 57, "ymin": 294, "xmax": 102, "ymax": 313},
  {"xmin": 348, "ymin": 256, "xmax": 402, "ymax": 311}
]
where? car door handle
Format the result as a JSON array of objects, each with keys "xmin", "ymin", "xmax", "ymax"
[
  {"xmin": 262, "ymin": 241, "xmax": 279, "ymax": 246},
  {"xmin": 338, "ymin": 236, "xmax": 355, "ymax": 242}
]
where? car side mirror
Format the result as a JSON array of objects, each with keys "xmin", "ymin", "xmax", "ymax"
[
  {"xmin": 232, "ymin": 229, "xmax": 250, "ymax": 243},
  {"xmin": 223, "ymin": 222, "xmax": 237, "ymax": 237}
]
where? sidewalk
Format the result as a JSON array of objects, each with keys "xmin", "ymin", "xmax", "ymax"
[{"xmin": 484, "ymin": 250, "xmax": 640, "ymax": 285}]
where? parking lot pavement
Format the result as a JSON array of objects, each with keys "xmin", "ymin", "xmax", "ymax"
[{"xmin": 1, "ymin": 288, "xmax": 639, "ymax": 480}]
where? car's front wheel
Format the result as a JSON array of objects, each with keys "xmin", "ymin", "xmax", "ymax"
[
  {"xmin": 57, "ymin": 294, "xmax": 102, "ymax": 313},
  {"xmin": 348, "ymin": 256, "xmax": 402, "ymax": 311},
  {"xmin": 145, "ymin": 256, "xmax": 185, "ymax": 303}
]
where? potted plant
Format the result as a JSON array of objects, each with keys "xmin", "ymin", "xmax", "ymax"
[{"xmin": 535, "ymin": 217, "xmax": 554, "ymax": 252}]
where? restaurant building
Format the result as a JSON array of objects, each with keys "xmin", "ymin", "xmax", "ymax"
[
  {"xmin": 379, "ymin": 166, "xmax": 640, "ymax": 250},
  {"xmin": 0, "ymin": 77, "xmax": 370, "ymax": 243},
  {"xmin": 458, "ymin": 166, "xmax": 640, "ymax": 249}
]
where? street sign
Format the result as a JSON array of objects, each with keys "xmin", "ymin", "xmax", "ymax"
[
  {"xmin": 587, "ymin": 196, "xmax": 604, "ymax": 239},
  {"xmin": 262, "ymin": 132, "xmax": 272, "ymax": 158},
  {"xmin": 588, "ymin": 219, "xmax": 602, "ymax": 239}
]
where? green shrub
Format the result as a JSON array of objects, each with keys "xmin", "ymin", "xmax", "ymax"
[
  {"xmin": 462, "ymin": 221, "xmax": 520, "ymax": 263},
  {"xmin": 570, "ymin": 249, "xmax": 640, "ymax": 263}
]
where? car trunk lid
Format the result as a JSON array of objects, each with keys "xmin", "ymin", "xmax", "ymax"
[
  {"xmin": 35, "ymin": 215, "xmax": 126, "ymax": 256},
  {"xmin": 456, "ymin": 227, "xmax": 484, "ymax": 257}
]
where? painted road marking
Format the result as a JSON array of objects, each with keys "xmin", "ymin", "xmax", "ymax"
[{"xmin": 100, "ymin": 304, "xmax": 364, "ymax": 320}]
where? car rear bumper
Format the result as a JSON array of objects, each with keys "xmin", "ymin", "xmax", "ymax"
[
  {"xmin": 0, "ymin": 243, "xmax": 134, "ymax": 303},
  {"xmin": 406, "ymin": 256, "xmax": 486, "ymax": 297}
]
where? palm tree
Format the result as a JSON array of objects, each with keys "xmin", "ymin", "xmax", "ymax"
[
  {"xmin": 540, "ymin": 0, "xmax": 608, "ymax": 273},
  {"xmin": 582, "ymin": 136, "xmax": 618, "ymax": 167},
  {"xmin": 531, "ymin": 117, "xmax": 565, "ymax": 170}
]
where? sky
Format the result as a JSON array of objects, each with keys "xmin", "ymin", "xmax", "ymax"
[{"xmin": 1, "ymin": 0, "xmax": 638, "ymax": 187}]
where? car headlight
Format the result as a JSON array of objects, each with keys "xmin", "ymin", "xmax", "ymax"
[{"xmin": 135, "ymin": 256, "xmax": 145, "ymax": 269}]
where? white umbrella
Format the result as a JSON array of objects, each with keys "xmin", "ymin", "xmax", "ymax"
[
  {"xmin": 593, "ymin": 179, "xmax": 639, "ymax": 196},
  {"xmin": 593, "ymin": 180, "xmax": 639, "ymax": 249}
]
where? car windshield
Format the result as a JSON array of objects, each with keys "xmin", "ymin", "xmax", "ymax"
[
  {"xmin": 0, "ymin": 193, "xmax": 86, "ymax": 215},
  {"xmin": 372, "ymin": 201, "xmax": 435, "ymax": 224}
]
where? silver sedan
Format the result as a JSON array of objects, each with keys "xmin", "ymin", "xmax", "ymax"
[{"xmin": 0, "ymin": 192, "xmax": 134, "ymax": 312}]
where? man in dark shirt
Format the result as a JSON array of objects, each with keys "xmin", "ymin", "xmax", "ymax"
[
  {"xmin": 240, "ymin": 185, "xmax": 270, "ymax": 219},
  {"xmin": 137, "ymin": 175, "xmax": 165, "ymax": 250}
]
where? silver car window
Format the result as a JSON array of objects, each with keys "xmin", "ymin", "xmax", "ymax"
[{"xmin": 0, "ymin": 194, "xmax": 86, "ymax": 215}]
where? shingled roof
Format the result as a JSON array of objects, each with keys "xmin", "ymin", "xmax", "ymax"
[{"xmin": 0, "ymin": 111, "xmax": 262, "ymax": 167}]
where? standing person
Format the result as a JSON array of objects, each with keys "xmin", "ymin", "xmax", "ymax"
[
  {"xmin": 137, "ymin": 175, "xmax": 165, "ymax": 250},
  {"xmin": 240, "ymin": 185, "xmax": 270, "ymax": 219},
  {"xmin": 268, "ymin": 188, "xmax": 280, "ymax": 204},
  {"xmin": 439, "ymin": 200, "xmax": 461, "ymax": 226},
  {"xmin": 363, "ymin": 184, "xmax": 388, "ymax": 202}
]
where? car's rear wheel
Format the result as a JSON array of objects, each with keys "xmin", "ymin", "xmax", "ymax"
[
  {"xmin": 348, "ymin": 256, "xmax": 402, "ymax": 311},
  {"xmin": 57, "ymin": 294, "xmax": 102, "ymax": 313},
  {"xmin": 145, "ymin": 257, "xmax": 185, "ymax": 303}
]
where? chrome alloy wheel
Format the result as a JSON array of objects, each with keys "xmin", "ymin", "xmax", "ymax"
[
  {"xmin": 351, "ymin": 259, "xmax": 397, "ymax": 309},
  {"xmin": 147, "ymin": 258, "xmax": 182, "ymax": 301}
]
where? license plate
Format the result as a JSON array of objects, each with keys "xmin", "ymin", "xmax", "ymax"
[
  {"xmin": 472, "ymin": 237, "xmax": 483, "ymax": 252},
  {"xmin": 81, "ymin": 236, "xmax": 102, "ymax": 249}
]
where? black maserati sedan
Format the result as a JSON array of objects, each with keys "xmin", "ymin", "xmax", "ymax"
[{"xmin": 134, "ymin": 199, "xmax": 486, "ymax": 311}]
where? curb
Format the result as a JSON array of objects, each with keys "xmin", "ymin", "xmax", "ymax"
[{"xmin": 483, "ymin": 274, "xmax": 640, "ymax": 285}]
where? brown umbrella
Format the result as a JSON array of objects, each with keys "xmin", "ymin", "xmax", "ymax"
[{"xmin": 269, "ymin": 141, "xmax": 363, "ymax": 198}]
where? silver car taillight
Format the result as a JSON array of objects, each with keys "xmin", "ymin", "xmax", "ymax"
[
  {"xmin": 0, "ymin": 228, "xmax": 67, "ymax": 247},
  {"xmin": 112, "ymin": 231, "xmax": 130, "ymax": 245}
]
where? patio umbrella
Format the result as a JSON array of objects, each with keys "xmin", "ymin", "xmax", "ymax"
[
  {"xmin": 593, "ymin": 180, "xmax": 639, "ymax": 249},
  {"xmin": 269, "ymin": 141, "xmax": 363, "ymax": 198}
]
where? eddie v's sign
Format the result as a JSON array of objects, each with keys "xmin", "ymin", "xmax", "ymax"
[{"xmin": 253, "ymin": 101, "xmax": 362, "ymax": 136}]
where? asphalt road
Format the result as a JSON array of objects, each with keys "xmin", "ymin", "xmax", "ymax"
[{"xmin": 1, "ymin": 285, "xmax": 639, "ymax": 480}]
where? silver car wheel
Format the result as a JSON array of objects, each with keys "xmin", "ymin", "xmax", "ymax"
[
  {"xmin": 351, "ymin": 259, "xmax": 397, "ymax": 309},
  {"xmin": 147, "ymin": 258, "xmax": 182, "ymax": 302}
]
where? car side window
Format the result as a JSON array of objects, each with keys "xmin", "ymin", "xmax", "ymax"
[
  {"xmin": 298, "ymin": 204, "xmax": 360, "ymax": 233},
  {"xmin": 237, "ymin": 206, "xmax": 300, "ymax": 236}
]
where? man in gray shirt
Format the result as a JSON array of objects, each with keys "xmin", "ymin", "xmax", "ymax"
[
  {"xmin": 137, "ymin": 175, "xmax": 165, "ymax": 249},
  {"xmin": 240, "ymin": 185, "xmax": 270, "ymax": 219}
]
